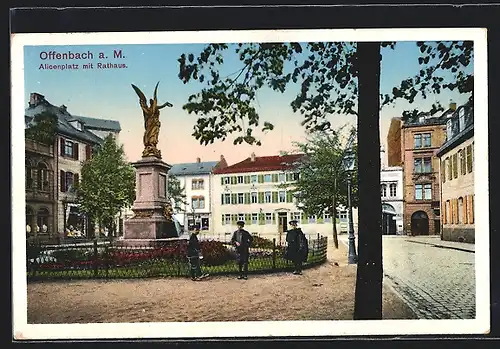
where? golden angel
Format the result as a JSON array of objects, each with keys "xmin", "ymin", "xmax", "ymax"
[{"xmin": 131, "ymin": 82, "xmax": 173, "ymax": 159}]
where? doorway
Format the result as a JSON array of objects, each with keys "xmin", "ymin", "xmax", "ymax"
[
  {"xmin": 278, "ymin": 212, "xmax": 288, "ymax": 245},
  {"xmin": 411, "ymin": 211, "xmax": 429, "ymax": 235}
]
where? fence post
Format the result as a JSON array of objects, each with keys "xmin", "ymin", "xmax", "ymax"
[
  {"xmin": 272, "ymin": 238, "xmax": 276, "ymax": 270},
  {"xmin": 93, "ymin": 239, "xmax": 98, "ymax": 277}
]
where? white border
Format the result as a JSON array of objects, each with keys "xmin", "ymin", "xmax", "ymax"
[{"xmin": 11, "ymin": 28, "xmax": 489, "ymax": 340}]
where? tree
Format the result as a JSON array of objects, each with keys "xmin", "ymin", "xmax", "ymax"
[
  {"xmin": 177, "ymin": 40, "xmax": 473, "ymax": 319},
  {"xmin": 25, "ymin": 111, "xmax": 57, "ymax": 145},
  {"xmin": 278, "ymin": 125, "xmax": 358, "ymax": 249},
  {"xmin": 168, "ymin": 174, "xmax": 187, "ymax": 212},
  {"xmin": 77, "ymin": 134, "xmax": 135, "ymax": 236}
]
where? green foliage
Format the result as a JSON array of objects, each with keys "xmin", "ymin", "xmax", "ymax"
[
  {"xmin": 77, "ymin": 134, "xmax": 135, "ymax": 230},
  {"xmin": 25, "ymin": 112, "xmax": 57, "ymax": 145},
  {"xmin": 178, "ymin": 41, "xmax": 473, "ymax": 145},
  {"xmin": 168, "ymin": 175, "xmax": 187, "ymax": 211},
  {"xmin": 278, "ymin": 125, "xmax": 358, "ymax": 217}
]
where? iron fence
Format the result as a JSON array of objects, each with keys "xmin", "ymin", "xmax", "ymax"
[{"xmin": 26, "ymin": 234, "xmax": 328, "ymax": 281}]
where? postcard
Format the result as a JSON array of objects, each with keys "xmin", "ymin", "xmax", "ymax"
[{"xmin": 11, "ymin": 28, "xmax": 489, "ymax": 340}]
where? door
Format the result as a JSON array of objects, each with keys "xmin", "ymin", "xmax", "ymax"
[
  {"xmin": 434, "ymin": 219, "xmax": 441, "ymax": 236},
  {"xmin": 201, "ymin": 217, "xmax": 209, "ymax": 231},
  {"xmin": 411, "ymin": 211, "xmax": 429, "ymax": 235},
  {"xmin": 278, "ymin": 213, "xmax": 288, "ymax": 245}
]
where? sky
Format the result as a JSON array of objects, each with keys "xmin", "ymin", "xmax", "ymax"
[{"xmin": 24, "ymin": 41, "xmax": 473, "ymax": 166}]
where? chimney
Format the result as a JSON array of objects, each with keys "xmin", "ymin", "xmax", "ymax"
[
  {"xmin": 29, "ymin": 93, "xmax": 45, "ymax": 107},
  {"xmin": 250, "ymin": 152, "xmax": 256, "ymax": 162},
  {"xmin": 449, "ymin": 101, "xmax": 457, "ymax": 111},
  {"xmin": 196, "ymin": 157, "xmax": 201, "ymax": 163}
]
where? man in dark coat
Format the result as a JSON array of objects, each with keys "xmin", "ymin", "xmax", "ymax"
[
  {"xmin": 187, "ymin": 227, "xmax": 205, "ymax": 280},
  {"xmin": 231, "ymin": 220, "xmax": 253, "ymax": 280},
  {"xmin": 285, "ymin": 220, "xmax": 309, "ymax": 275}
]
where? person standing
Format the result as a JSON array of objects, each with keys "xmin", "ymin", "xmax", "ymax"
[
  {"xmin": 187, "ymin": 227, "xmax": 204, "ymax": 281},
  {"xmin": 285, "ymin": 220, "xmax": 309, "ymax": 275},
  {"xmin": 231, "ymin": 220, "xmax": 253, "ymax": 280}
]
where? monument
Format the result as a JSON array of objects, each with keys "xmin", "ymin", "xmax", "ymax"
[{"xmin": 123, "ymin": 82, "xmax": 179, "ymax": 245}]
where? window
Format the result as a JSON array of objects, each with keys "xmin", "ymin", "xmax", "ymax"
[
  {"xmin": 308, "ymin": 215, "xmax": 317, "ymax": 224},
  {"xmin": 324, "ymin": 212, "xmax": 332, "ymax": 223},
  {"xmin": 251, "ymin": 175, "xmax": 258, "ymax": 183},
  {"xmin": 224, "ymin": 214, "xmax": 231, "ymax": 225},
  {"xmin": 457, "ymin": 197, "xmax": 464, "ymax": 224},
  {"xmin": 264, "ymin": 174, "xmax": 272, "ymax": 182},
  {"xmin": 459, "ymin": 108, "xmax": 465, "ymax": 132},
  {"xmin": 293, "ymin": 212, "xmax": 301, "ymax": 222},
  {"xmin": 414, "ymin": 134, "xmax": 422, "ymax": 148},
  {"xmin": 452, "ymin": 153, "xmax": 458, "ymax": 178},
  {"xmin": 441, "ymin": 160, "xmax": 446, "ymax": 183},
  {"xmin": 37, "ymin": 207, "xmax": 50, "ymax": 232},
  {"xmin": 279, "ymin": 173, "xmax": 286, "ymax": 182},
  {"xmin": 459, "ymin": 149, "xmax": 466, "ymax": 175},
  {"xmin": 381, "ymin": 184, "xmax": 387, "ymax": 197},
  {"xmin": 293, "ymin": 173, "xmax": 300, "ymax": 181},
  {"xmin": 64, "ymin": 140, "xmax": 74, "ymax": 157},
  {"xmin": 414, "ymin": 157, "xmax": 432, "ymax": 173},
  {"xmin": 37, "ymin": 162, "xmax": 49, "ymax": 191},
  {"xmin": 447, "ymin": 157, "xmax": 452, "ymax": 180},
  {"xmin": 466, "ymin": 144, "xmax": 473, "ymax": 173},
  {"xmin": 251, "ymin": 192, "xmax": 258, "ymax": 204},
  {"xmin": 264, "ymin": 191, "xmax": 272, "ymax": 203},
  {"xmin": 265, "ymin": 213, "xmax": 273, "ymax": 224},
  {"xmin": 192, "ymin": 179, "xmax": 204, "ymax": 190},
  {"xmin": 192, "ymin": 196, "xmax": 205, "ymax": 209},
  {"xmin": 423, "ymin": 133, "xmax": 431, "ymax": 147},
  {"xmin": 424, "ymin": 184, "xmax": 432, "ymax": 200},
  {"xmin": 251, "ymin": 213, "xmax": 258, "ymax": 224},
  {"xmin": 415, "ymin": 184, "xmax": 423, "ymax": 200},
  {"xmin": 279, "ymin": 191, "xmax": 286, "ymax": 203},
  {"xmin": 60, "ymin": 170, "xmax": 78, "ymax": 192},
  {"xmin": 238, "ymin": 213, "xmax": 244, "ymax": 222},
  {"xmin": 237, "ymin": 176, "xmax": 244, "ymax": 184},
  {"xmin": 224, "ymin": 177, "xmax": 230, "ymax": 185},
  {"xmin": 446, "ymin": 120, "xmax": 453, "ymax": 141},
  {"xmin": 389, "ymin": 183, "xmax": 397, "ymax": 197},
  {"xmin": 237, "ymin": 193, "xmax": 244, "ymax": 204},
  {"xmin": 66, "ymin": 172, "xmax": 74, "ymax": 192},
  {"xmin": 224, "ymin": 193, "xmax": 231, "ymax": 205},
  {"xmin": 25, "ymin": 160, "xmax": 33, "ymax": 189}
]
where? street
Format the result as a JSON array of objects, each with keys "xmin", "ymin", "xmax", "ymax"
[{"xmin": 340, "ymin": 235, "xmax": 476, "ymax": 319}]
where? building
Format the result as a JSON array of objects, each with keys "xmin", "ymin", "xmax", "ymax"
[
  {"xmin": 25, "ymin": 93, "xmax": 121, "ymax": 238},
  {"xmin": 168, "ymin": 155, "xmax": 228, "ymax": 232},
  {"xmin": 380, "ymin": 145, "xmax": 404, "ymax": 235},
  {"xmin": 436, "ymin": 101, "xmax": 474, "ymax": 243},
  {"xmin": 387, "ymin": 117, "xmax": 403, "ymax": 167},
  {"xmin": 25, "ymin": 138, "xmax": 57, "ymax": 242},
  {"xmin": 400, "ymin": 104, "xmax": 454, "ymax": 236},
  {"xmin": 211, "ymin": 152, "xmax": 354, "ymax": 243}
]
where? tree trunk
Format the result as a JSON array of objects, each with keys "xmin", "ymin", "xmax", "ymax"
[
  {"xmin": 353, "ymin": 42, "xmax": 383, "ymax": 320},
  {"xmin": 332, "ymin": 177, "xmax": 339, "ymax": 249}
]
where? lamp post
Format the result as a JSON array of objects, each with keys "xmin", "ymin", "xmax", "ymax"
[{"xmin": 342, "ymin": 150, "xmax": 358, "ymax": 264}]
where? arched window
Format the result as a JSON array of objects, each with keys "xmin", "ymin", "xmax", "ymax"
[
  {"xmin": 37, "ymin": 207, "xmax": 50, "ymax": 233},
  {"xmin": 389, "ymin": 183, "xmax": 397, "ymax": 197},
  {"xmin": 458, "ymin": 197, "xmax": 464, "ymax": 224},
  {"xmin": 25, "ymin": 159, "xmax": 33, "ymax": 189},
  {"xmin": 381, "ymin": 184, "xmax": 387, "ymax": 197},
  {"xmin": 37, "ymin": 162, "xmax": 49, "ymax": 191},
  {"xmin": 26, "ymin": 206, "xmax": 34, "ymax": 234}
]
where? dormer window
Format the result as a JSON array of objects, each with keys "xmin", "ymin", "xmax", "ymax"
[
  {"xmin": 446, "ymin": 119, "xmax": 453, "ymax": 141},
  {"xmin": 458, "ymin": 108, "xmax": 465, "ymax": 132},
  {"xmin": 70, "ymin": 120, "xmax": 83, "ymax": 131}
]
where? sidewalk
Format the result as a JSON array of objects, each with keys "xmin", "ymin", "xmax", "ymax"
[{"xmin": 336, "ymin": 234, "xmax": 474, "ymax": 253}]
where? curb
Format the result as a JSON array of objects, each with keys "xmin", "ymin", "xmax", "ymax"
[{"xmin": 405, "ymin": 239, "xmax": 474, "ymax": 253}]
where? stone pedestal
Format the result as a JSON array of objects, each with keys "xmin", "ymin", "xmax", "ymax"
[{"xmin": 124, "ymin": 157, "xmax": 178, "ymax": 243}]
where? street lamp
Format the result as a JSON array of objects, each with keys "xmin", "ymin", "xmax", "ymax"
[{"xmin": 342, "ymin": 150, "xmax": 358, "ymax": 264}]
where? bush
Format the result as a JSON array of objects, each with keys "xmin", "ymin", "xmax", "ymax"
[
  {"xmin": 251, "ymin": 236, "xmax": 275, "ymax": 249},
  {"xmin": 200, "ymin": 240, "xmax": 234, "ymax": 266}
]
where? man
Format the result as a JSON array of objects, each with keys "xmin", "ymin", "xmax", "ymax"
[
  {"xmin": 231, "ymin": 220, "xmax": 253, "ymax": 280},
  {"xmin": 285, "ymin": 220, "xmax": 309, "ymax": 275},
  {"xmin": 187, "ymin": 227, "xmax": 206, "ymax": 281}
]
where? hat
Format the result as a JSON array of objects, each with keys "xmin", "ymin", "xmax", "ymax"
[
  {"xmin": 236, "ymin": 220, "xmax": 245, "ymax": 226},
  {"xmin": 289, "ymin": 220, "xmax": 298, "ymax": 225}
]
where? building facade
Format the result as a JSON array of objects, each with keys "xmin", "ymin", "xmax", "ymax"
[
  {"xmin": 25, "ymin": 93, "xmax": 121, "ymax": 238},
  {"xmin": 437, "ymin": 101, "xmax": 474, "ymax": 243},
  {"xmin": 400, "ymin": 106, "xmax": 452, "ymax": 236},
  {"xmin": 387, "ymin": 117, "xmax": 403, "ymax": 167},
  {"xmin": 168, "ymin": 156, "xmax": 227, "ymax": 232},
  {"xmin": 212, "ymin": 153, "xmax": 355, "ymax": 243},
  {"xmin": 380, "ymin": 145, "xmax": 404, "ymax": 234},
  {"xmin": 25, "ymin": 138, "xmax": 57, "ymax": 241}
]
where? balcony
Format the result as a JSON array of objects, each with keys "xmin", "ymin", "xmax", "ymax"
[{"xmin": 25, "ymin": 139, "xmax": 54, "ymax": 157}]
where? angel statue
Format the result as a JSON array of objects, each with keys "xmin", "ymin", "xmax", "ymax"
[{"xmin": 131, "ymin": 82, "xmax": 173, "ymax": 159}]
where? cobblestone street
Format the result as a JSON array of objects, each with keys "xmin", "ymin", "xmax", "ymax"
[{"xmin": 340, "ymin": 235, "xmax": 476, "ymax": 319}]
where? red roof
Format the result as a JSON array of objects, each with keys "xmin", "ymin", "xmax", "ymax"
[{"xmin": 213, "ymin": 154, "xmax": 305, "ymax": 174}]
